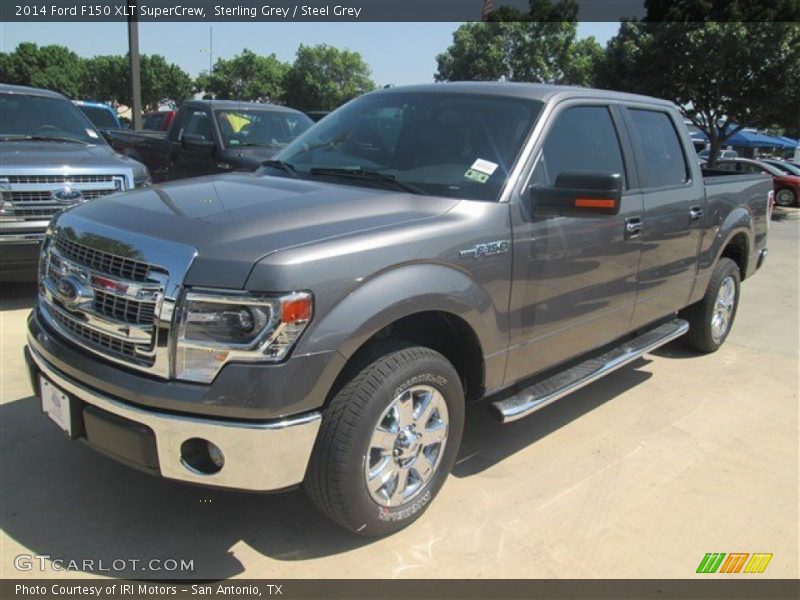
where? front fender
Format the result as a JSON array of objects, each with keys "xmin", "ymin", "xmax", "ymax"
[{"xmin": 299, "ymin": 262, "xmax": 503, "ymax": 360}]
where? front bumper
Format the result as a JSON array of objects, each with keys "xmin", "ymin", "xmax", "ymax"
[{"xmin": 26, "ymin": 341, "xmax": 322, "ymax": 492}]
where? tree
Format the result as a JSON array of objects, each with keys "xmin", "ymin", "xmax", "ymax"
[
  {"xmin": 643, "ymin": 0, "xmax": 800, "ymax": 22},
  {"xmin": 282, "ymin": 44, "xmax": 375, "ymax": 112},
  {"xmin": 195, "ymin": 49, "xmax": 288, "ymax": 102},
  {"xmin": 0, "ymin": 43, "xmax": 86, "ymax": 98},
  {"xmin": 83, "ymin": 53, "xmax": 193, "ymax": 111},
  {"xmin": 434, "ymin": 1, "xmax": 602, "ymax": 85},
  {"xmin": 596, "ymin": 22, "xmax": 800, "ymax": 166}
]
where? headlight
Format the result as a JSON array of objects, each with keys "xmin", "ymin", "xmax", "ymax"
[
  {"xmin": 175, "ymin": 289, "xmax": 313, "ymax": 383},
  {"xmin": 134, "ymin": 170, "xmax": 152, "ymax": 188}
]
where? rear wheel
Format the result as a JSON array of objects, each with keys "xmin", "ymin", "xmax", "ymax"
[
  {"xmin": 775, "ymin": 188, "xmax": 797, "ymax": 208},
  {"xmin": 305, "ymin": 342, "xmax": 464, "ymax": 536},
  {"xmin": 681, "ymin": 257, "xmax": 741, "ymax": 353}
]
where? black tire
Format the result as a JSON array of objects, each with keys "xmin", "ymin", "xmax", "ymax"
[
  {"xmin": 305, "ymin": 341, "xmax": 464, "ymax": 536},
  {"xmin": 681, "ymin": 257, "xmax": 741, "ymax": 353},
  {"xmin": 774, "ymin": 188, "xmax": 798, "ymax": 208}
]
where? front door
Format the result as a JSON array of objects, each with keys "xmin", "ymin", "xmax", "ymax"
[{"xmin": 505, "ymin": 103, "xmax": 644, "ymax": 384}]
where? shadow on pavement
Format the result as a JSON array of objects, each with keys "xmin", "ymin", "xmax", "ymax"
[{"xmin": 453, "ymin": 357, "xmax": 654, "ymax": 478}]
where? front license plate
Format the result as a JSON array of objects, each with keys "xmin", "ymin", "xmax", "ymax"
[{"xmin": 40, "ymin": 377, "xmax": 72, "ymax": 436}]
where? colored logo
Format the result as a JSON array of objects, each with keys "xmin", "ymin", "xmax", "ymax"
[{"xmin": 696, "ymin": 552, "xmax": 772, "ymax": 574}]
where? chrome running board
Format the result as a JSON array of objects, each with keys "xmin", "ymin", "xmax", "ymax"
[{"xmin": 492, "ymin": 319, "xmax": 689, "ymax": 423}]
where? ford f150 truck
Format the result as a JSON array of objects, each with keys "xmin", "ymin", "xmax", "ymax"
[
  {"xmin": 0, "ymin": 84, "xmax": 150, "ymax": 281},
  {"xmin": 25, "ymin": 83, "xmax": 770, "ymax": 536},
  {"xmin": 108, "ymin": 100, "xmax": 313, "ymax": 182}
]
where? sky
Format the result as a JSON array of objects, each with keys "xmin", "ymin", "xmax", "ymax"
[{"xmin": 0, "ymin": 21, "xmax": 620, "ymax": 86}]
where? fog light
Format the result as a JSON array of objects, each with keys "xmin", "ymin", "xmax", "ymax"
[
  {"xmin": 208, "ymin": 442, "xmax": 225, "ymax": 469},
  {"xmin": 180, "ymin": 438, "xmax": 224, "ymax": 474}
]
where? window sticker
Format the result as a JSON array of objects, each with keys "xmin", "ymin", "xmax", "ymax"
[
  {"xmin": 470, "ymin": 158, "xmax": 499, "ymax": 176},
  {"xmin": 464, "ymin": 169, "xmax": 489, "ymax": 183}
]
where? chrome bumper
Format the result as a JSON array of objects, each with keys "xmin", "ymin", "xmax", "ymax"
[{"xmin": 27, "ymin": 342, "xmax": 322, "ymax": 492}]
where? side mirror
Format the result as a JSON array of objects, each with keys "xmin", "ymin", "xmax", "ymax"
[
  {"xmin": 530, "ymin": 171, "xmax": 623, "ymax": 217},
  {"xmin": 182, "ymin": 134, "xmax": 215, "ymax": 155}
]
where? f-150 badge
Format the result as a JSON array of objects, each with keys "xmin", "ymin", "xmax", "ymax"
[{"xmin": 459, "ymin": 240, "xmax": 510, "ymax": 259}]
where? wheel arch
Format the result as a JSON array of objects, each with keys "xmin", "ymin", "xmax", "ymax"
[{"xmin": 299, "ymin": 263, "xmax": 499, "ymax": 405}]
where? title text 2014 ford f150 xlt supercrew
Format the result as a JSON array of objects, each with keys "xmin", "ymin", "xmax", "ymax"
[{"xmin": 24, "ymin": 83, "xmax": 770, "ymax": 536}]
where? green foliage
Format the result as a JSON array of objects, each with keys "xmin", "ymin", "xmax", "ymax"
[
  {"xmin": 0, "ymin": 43, "xmax": 86, "ymax": 98},
  {"xmin": 644, "ymin": 0, "xmax": 800, "ymax": 22},
  {"xmin": 0, "ymin": 43, "xmax": 192, "ymax": 112},
  {"xmin": 195, "ymin": 49, "xmax": 288, "ymax": 102},
  {"xmin": 435, "ymin": 0, "xmax": 599, "ymax": 85},
  {"xmin": 597, "ymin": 22, "xmax": 800, "ymax": 165},
  {"xmin": 434, "ymin": 21, "xmax": 602, "ymax": 86},
  {"xmin": 282, "ymin": 44, "xmax": 375, "ymax": 112}
]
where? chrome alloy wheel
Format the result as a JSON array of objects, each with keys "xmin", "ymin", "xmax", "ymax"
[
  {"xmin": 364, "ymin": 385, "xmax": 449, "ymax": 507},
  {"xmin": 711, "ymin": 275, "xmax": 736, "ymax": 343}
]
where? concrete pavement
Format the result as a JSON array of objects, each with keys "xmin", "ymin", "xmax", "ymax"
[{"xmin": 1, "ymin": 218, "xmax": 797, "ymax": 580}]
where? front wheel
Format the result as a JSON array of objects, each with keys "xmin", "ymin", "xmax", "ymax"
[
  {"xmin": 775, "ymin": 188, "xmax": 797, "ymax": 208},
  {"xmin": 681, "ymin": 257, "xmax": 741, "ymax": 353},
  {"xmin": 305, "ymin": 342, "xmax": 464, "ymax": 536}
]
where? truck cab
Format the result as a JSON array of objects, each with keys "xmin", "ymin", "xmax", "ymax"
[{"xmin": 109, "ymin": 100, "xmax": 314, "ymax": 182}]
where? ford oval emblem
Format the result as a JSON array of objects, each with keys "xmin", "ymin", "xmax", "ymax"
[{"xmin": 52, "ymin": 187, "xmax": 83, "ymax": 204}]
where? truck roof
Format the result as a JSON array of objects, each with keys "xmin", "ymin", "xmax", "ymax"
[
  {"xmin": 0, "ymin": 83, "xmax": 67, "ymax": 99},
  {"xmin": 186, "ymin": 99, "xmax": 307, "ymax": 115},
  {"xmin": 374, "ymin": 82, "xmax": 675, "ymax": 108}
]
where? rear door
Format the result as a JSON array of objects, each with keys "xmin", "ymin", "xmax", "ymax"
[
  {"xmin": 505, "ymin": 102, "xmax": 644, "ymax": 383},
  {"xmin": 622, "ymin": 106, "xmax": 704, "ymax": 329}
]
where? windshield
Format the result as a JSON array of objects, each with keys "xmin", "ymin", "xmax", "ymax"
[
  {"xmin": 0, "ymin": 93, "xmax": 104, "ymax": 143},
  {"xmin": 78, "ymin": 104, "xmax": 119, "ymax": 129},
  {"xmin": 216, "ymin": 110, "xmax": 313, "ymax": 149},
  {"xmin": 269, "ymin": 91, "xmax": 544, "ymax": 201}
]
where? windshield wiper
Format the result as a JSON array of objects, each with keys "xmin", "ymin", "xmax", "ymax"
[
  {"xmin": 309, "ymin": 167, "xmax": 425, "ymax": 195},
  {"xmin": 1, "ymin": 134, "xmax": 90, "ymax": 145},
  {"xmin": 261, "ymin": 159, "xmax": 302, "ymax": 179},
  {"xmin": 236, "ymin": 142, "xmax": 284, "ymax": 148}
]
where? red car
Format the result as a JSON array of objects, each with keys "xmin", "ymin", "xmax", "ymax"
[{"xmin": 716, "ymin": 158, "xmax": 800, "ymax": 207}]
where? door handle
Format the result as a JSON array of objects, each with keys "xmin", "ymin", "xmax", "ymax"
[
  {"xmin": 689, "ymin": 206, "xmax": 704, "ymax": 220},
  {"xmin": 625, "ymin": 217, "xmax": 643, "ymax": 239}
]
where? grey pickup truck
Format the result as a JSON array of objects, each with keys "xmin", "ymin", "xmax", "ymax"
[
  {"xmin": 25, "ymin": 83, "xmax": 771, "ymax": 536},
  {"xmin": 0, "ymin": 84, "xmax": 150, "ymax": 281}
]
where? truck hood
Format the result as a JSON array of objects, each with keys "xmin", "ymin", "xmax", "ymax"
[
  {"xmin": 0, "ymin": 140, "xmax": 142, "ymax": 171},
  {"xmin": 58, "ymin": 172, "xmax": 459, "ymax": 288}
]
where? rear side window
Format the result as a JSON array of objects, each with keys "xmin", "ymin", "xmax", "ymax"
[
  {"xmin": 533, "ymin": 105, "xmax": 626, "ymax": 188},
  {"xmin": 629, "ymin": 109, "xmax": 688, "ymax": 188}
]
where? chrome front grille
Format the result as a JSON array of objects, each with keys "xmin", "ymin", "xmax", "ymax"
[
  {"xmin": 40, "ymin": 234, "xmax": 168, "ymax": 371},
  {"xmin": 51, "ymin": 308, "xmax": 140, "ymax": 361},
  {"xmin": 55, "ymin": 235, "xmax": 150, "ymax": 281},
  {"xmin": 94, "ymin": 289, "xmax": 157, "ymax": 325},
  {"xmin": 0, "ymin": 174, "xmax": 125, "ymax": 222}
]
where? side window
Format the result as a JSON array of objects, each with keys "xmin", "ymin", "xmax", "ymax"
[
  {"xmin": 532, "ymin": 105, "xmax": 626, "ymax": 188},
  {"xmin": 183, "ymin": 110, "xmax": 212, "ymax": 140},
  {"xmin": 716, "ymin": 161, "xmax": 736, "ymax": 172},
  {"xmin": 628, "ymin": 109, "xmax": 689, "ymax": 188}
]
